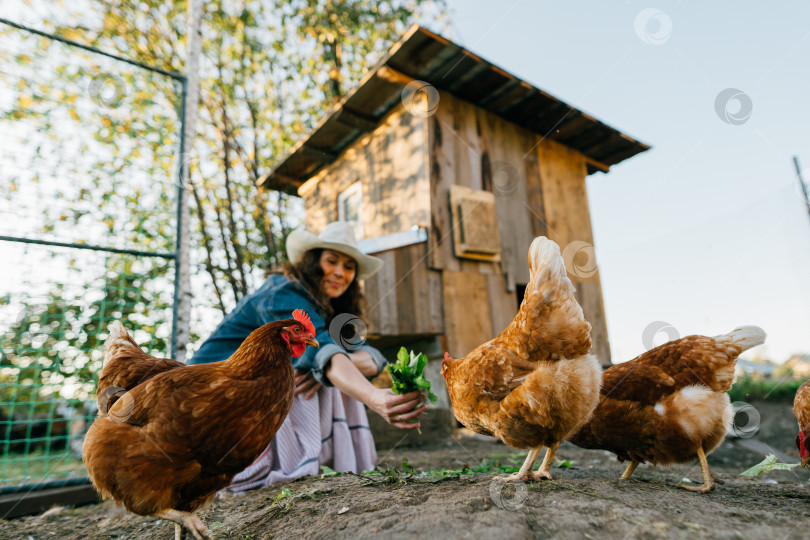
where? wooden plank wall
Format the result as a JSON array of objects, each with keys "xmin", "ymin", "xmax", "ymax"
[
  {"xmin": 535, "ymin": 138, "xmax": 611, "ymax": 365},
  {"xmin": 363, "ymin": 241, "xmax": 443, "ymax": 337},
  {"xmin": 427, "ymin": 90, "xmax": 535, "ymax": 287},
  {"xmin": 298, "ymin": 104, "xmax": 430, "ymax": 239},
  {"xmin": 428, "ymin": 92, "xmax": 610, "ymax": 364}
]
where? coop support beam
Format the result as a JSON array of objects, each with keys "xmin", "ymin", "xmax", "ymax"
[
  {"xmin": 377, "ymin": 65, "xmax": 417, "ymax": 86},
  {"xmin": 336, "ymin": 109, "xmax": 378, "ymax": 132},
  {"xmin": 583, "ymin": 156, "xmax": 610, "ymax": 173}
]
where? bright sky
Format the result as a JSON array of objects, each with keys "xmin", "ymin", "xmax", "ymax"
[{"xmin": 441, "ymin": 1, "xmax": 810, "ymax": 363}]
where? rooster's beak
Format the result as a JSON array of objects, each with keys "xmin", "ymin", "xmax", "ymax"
[
  {"xmin": 305, "ymin": 337, "xmax": 319, "ymax": 348},
  {"xmin": 802, "ymin": 457, "xmax": 809, "ymax": 468}
]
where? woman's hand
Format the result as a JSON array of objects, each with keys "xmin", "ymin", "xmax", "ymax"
[
  {"xmin": 294, "ymin": 369, "xmax": 322, "ymax": 400},
  {"xmin": 368, "ymin": 388, "xmax": 427, "ymax": 430}
]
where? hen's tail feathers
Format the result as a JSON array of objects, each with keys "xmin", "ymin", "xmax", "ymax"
[
  {"xmin": 507, "ymin": 236, "xmax": 591, "ymax": 359},
  {"xmin": 528, "ymin": 236, "xmax": 567, "ymax": 285},
  {"xmin": 715, "ymin": 326, "xmax": 767, "ymax": 352},
  {"xmin": 104, "ymin": 321, "xmax": 143, "ymax": 365}
]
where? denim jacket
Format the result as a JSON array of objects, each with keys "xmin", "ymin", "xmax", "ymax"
[{"xmin": 189, "ymin": 274, "xmax": 387, "ymax": 386}]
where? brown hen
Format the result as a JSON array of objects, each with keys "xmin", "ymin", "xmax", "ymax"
[
  {"xmin": 82, "ymin": 311, "xmax": 318, "ymax": 539},
  {"xmin": 441, "ymin": 236, "xmax": 602, "ymax": 482},
  {"xmin": 569, "ymin": 326, "xmax": 766, "ymax": 493}
]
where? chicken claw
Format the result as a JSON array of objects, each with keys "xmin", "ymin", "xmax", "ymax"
[
  {"xmin": 503, "ymin": 446, "xmax": 541, "ymax": 483},
  {"xmin": 677, "ymin": 446, "xmax": 716, "ymax": 494},
  {"xmin": 530, "ymin": 442, "xmax": 559, "ymax": 481},
  {"xmin": 156, "ymin": 509, "xmax": 214, "ymax": 540}
]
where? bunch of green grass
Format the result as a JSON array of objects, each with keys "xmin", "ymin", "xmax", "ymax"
[{"xmin": 728, "ymin": 376, "xmax": 804, "ymax": 403}]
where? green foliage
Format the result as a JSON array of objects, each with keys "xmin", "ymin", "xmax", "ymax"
[
  {"xmin": 739, "ymin": 454, "xmax": 800, "ymax": 477},
  {"xmin": 8, "ymin": 0, "xmax": 446, "ymax": 318},
  {"xmin": 728, "ymin": 376, "xmax": 804, "ymax": 403},
  {"xmin": 387, "ymin": 347, "xmax": 438, "ymax": 403}
]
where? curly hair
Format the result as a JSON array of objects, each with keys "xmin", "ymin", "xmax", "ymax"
[{"xmin": 283, "ymin": 248, "xmax": 365, "ymax": 325}]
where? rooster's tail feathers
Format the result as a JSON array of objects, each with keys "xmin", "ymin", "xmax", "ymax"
[{"xmin": 716, "ymin": 326, "xmax": 767, "ymax": 352}]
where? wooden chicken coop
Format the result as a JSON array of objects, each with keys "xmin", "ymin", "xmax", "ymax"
[{"xmin": 262, "ymin": 26, "xmax": 649, "ymax": 378}]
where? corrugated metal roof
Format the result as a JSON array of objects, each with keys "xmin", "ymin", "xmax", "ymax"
[{"xmin": 261, "ymin": 25, "xmax": 651, "ymax": 195}]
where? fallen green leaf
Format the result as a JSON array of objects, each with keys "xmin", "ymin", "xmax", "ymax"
[
  {"xmin": 739, "ymin": 454, "xmax": 799, "ymax": 477},
  {"xmin": 320, "ymin": 465, "xmax": 340, "ymax": 477}
]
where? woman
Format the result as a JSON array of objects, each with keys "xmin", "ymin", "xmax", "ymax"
[{"xmin": 191, "ymin": 221, "xmax": 426, "ymax": 491}]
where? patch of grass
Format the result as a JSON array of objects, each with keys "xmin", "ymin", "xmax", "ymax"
[
  {"xmin": 728, "ymin": 376, "xmax": 803, "ymax": 403},
  {"xmin": 265, "ymin": 486, "xmax": 327, "ymax": 515}
]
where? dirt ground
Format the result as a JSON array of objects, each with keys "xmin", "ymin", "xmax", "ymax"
[{"xmin": 3, "ymin": 401, "xmax": 809, "ymax": 540}]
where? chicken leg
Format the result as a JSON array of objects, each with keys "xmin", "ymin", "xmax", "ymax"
[
  {"xmin": 531, "ymin": 442, "xmax": 560, "ymax": 481},
  {"xmin": 620, "ymin": 460, "xmax": 639, "ymax": 480},
  {"xmin": 156, "ymin": 509, "xmax": 214, "ymax": 540},
  {"xmin": 504, "ymin": 446, "xmax": 541, "ymax": 483},
  {"xmin": 677, "ymin": 446, "xmax": 716, "ymax": 494}
]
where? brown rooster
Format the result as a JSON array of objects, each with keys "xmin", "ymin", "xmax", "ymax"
[
  {"xmin": 569, "ymin": 326, "xmax": 766, "ymax": 493},
  {"xmin": 441, "ymin": 236, "xmax": 602, "ymax": 482},
  {"xmin": 794, "ymin": 379, "xmax": 810, "ymax": 467},
  {"xmin": 82, "ymin": 310, "xmax": 318, "ymax": 540}
]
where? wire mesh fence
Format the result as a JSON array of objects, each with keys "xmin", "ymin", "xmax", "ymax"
[{"xmin": 0, "ymin": 19, "xmax": 183, "ymax": 488}]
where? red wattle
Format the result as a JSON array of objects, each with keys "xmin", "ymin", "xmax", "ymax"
[{"xmin": 290, "ymin": 342, "xmax": 307, "ymax": 358}]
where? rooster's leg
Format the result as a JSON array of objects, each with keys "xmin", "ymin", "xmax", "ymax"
[
  {"xmin": 677, "ymin": 446, "xmax": 716, "ymax": 494},
  {"xmin": 156, "ymin": 509, "xmax": 214, "ymax": 540},
  {"xmin": 620, "ymin": 460, "xmax": 639, "ymax": 480},
  {"xmin": 504, "ymin": 446, "xmax": 541, "ymax": 482},
  {"xmin": 530, "ymin": 441, "xmax": 560, "ymax": 481},
  {"xmin": 175, "ymin": 524, "xmax": 185, "ymax": 540}
]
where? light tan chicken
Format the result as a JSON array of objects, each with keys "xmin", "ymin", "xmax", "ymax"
[{"xmin": 441, "ymin": 236, "xmax": 602, "ymax": 481}]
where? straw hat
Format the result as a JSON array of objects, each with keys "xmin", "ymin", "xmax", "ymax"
[{"xmin": 286, "ymin": 221, "xmax": 383, "ymax": 280}]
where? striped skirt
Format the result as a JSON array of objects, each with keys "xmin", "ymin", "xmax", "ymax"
[{"xmin": 227, "ymin": 385, "xmax": 377, "ymax": 492}]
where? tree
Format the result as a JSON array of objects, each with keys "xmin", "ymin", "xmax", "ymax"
[
  {"xmin": 1, "ymin": 0, "xmax": 447, "ymax": 409},
  {"xmin": 37, "ymin": 0, "xmax": 446, "ymax": 322}
]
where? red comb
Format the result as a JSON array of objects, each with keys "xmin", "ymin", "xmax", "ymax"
[{"xmin": 292, "ymin": 309, "xmax": 315, "ymax": 335}]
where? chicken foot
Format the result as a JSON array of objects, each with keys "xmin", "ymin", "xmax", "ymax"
[
  {"xmin": 531, "ymin": 442, "xmax": 560, "ymax": 481},
  {"xmin": 155, "ymin": 509, "xmax": 214, "ymax": 540},
  {"xmin": 620, "ymin": 460, "xmax": 639, "ymax": 480},
  {"xmin": 677, "ymin": 446, "xmax": 717, "ymax": 494},
  {"xmin": 503, "ymin": 446, "xmax": 541, "ymax": 483}
]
